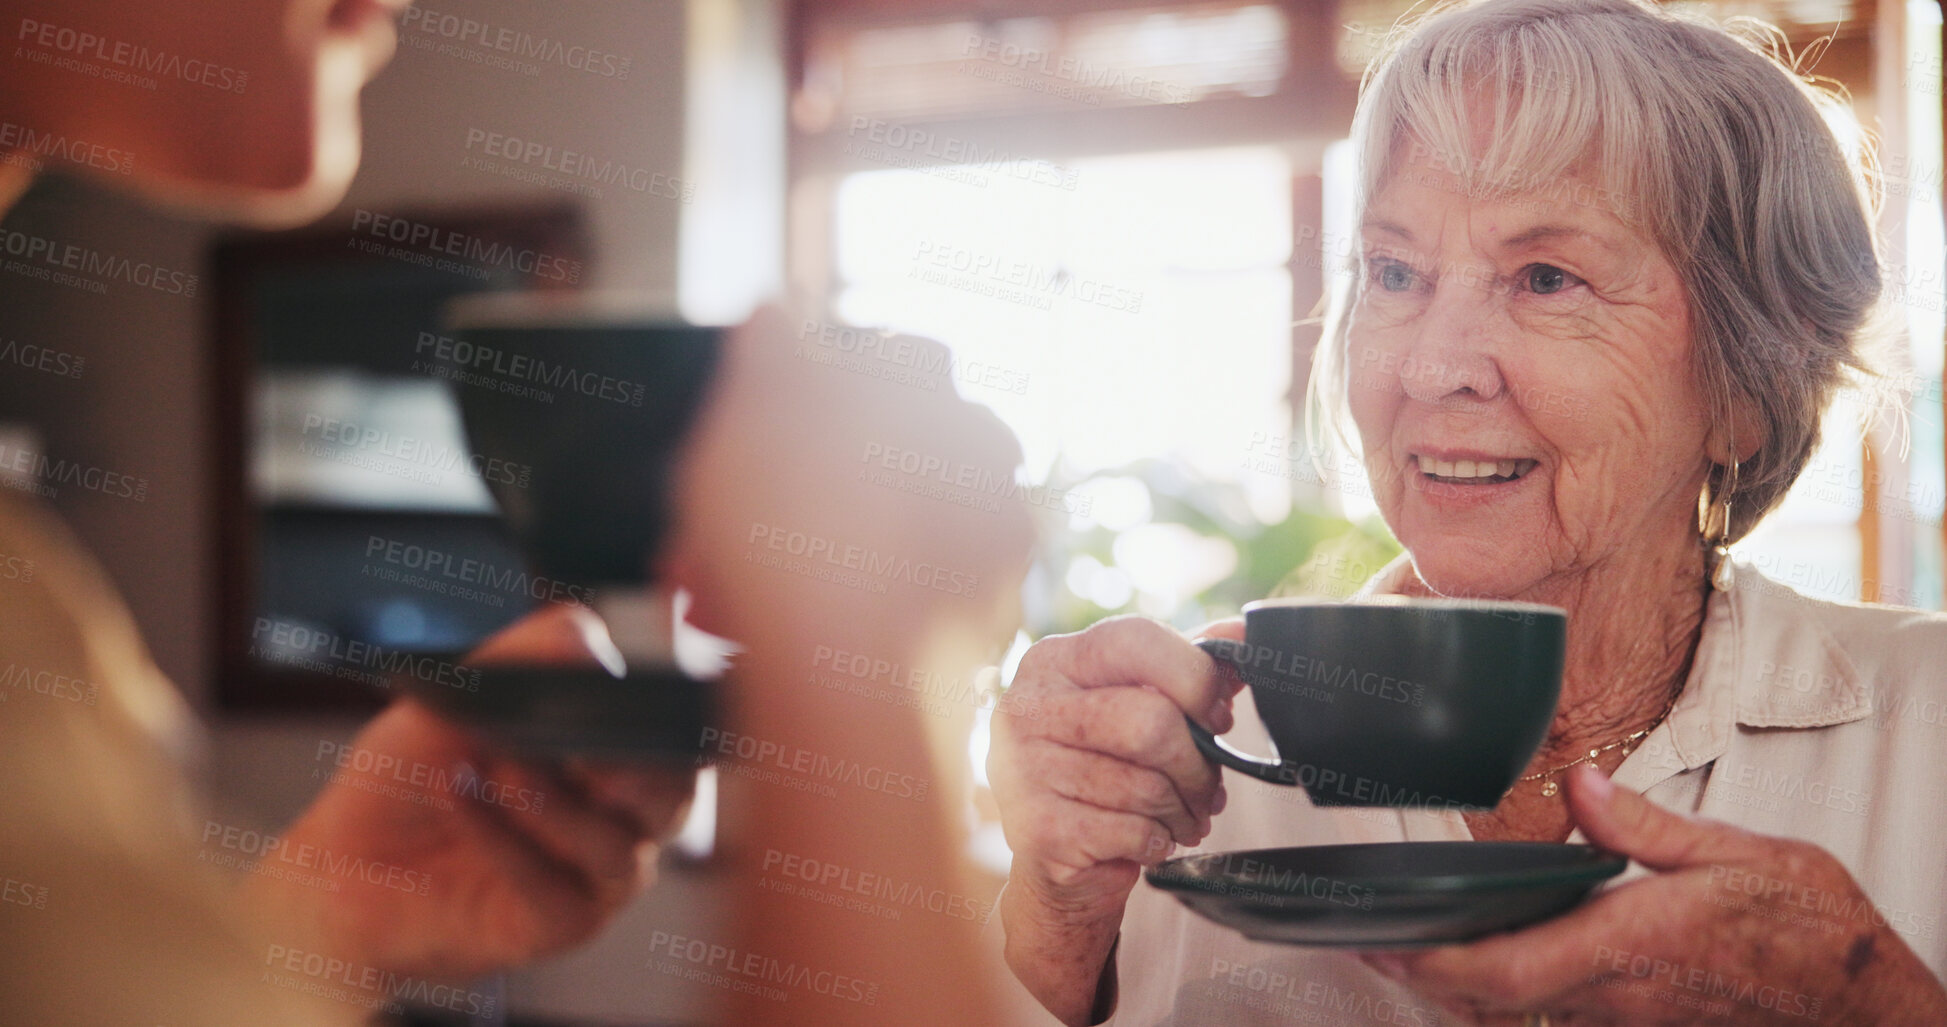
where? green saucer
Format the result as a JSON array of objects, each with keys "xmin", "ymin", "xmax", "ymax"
[{"xmin": 1146, "ymin": 841, "xmax": 1627, "ymax": 948}]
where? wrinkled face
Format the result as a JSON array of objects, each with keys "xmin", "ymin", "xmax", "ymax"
[
  {"xmin": 0, "ymin": 0, "xmax": 403, "ymax": 222},
  {"xmin": 1345, "ymin": 140, "xmax": 1712, "ymax": 599}
]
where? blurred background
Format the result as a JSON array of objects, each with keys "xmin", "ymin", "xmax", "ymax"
[{"xmin": 0, "ymin": 0, "xmax": 1937, "ymax": 1023}]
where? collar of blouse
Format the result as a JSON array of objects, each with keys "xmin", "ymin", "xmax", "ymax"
[{"xmin": 1355, "ymin": 553, "xmax": 1874, "ymax": 792}]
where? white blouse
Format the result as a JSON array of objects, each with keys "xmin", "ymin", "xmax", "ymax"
[{"xmin": 1000, "ymin": 557, "xmax": 1947, "ymax": 1026}]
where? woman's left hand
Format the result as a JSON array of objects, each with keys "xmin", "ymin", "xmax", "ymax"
[
  {"xmin": 245, "ymin": 605, "xmax": 697, "ymax": 986},
  {"xmin": 1361, "ymin": 765, "xmax": 1947, "ymax": 1025}
]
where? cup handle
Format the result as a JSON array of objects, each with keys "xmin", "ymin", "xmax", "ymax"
[{"xmin": 1188, "ymin": 637, "xmax": 1300, "ymax": 786}]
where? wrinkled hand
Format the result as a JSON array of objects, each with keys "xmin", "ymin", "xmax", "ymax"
[
  {"xmin": 993, "ymin": 616, "xmax": 1242, "ymax": 913},
  {"xmin": 988, "ymin": 616, "xmax": 1244, "ymax": 1025},
  {"xmin": 249, "ymin": 604, "xmax": 696, "ymax": 984},
  {"xmin": 1361, "ymin": 766, "xmax": 1947, "ymax": 1026}
]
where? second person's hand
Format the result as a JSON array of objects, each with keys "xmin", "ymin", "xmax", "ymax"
[{"xmin": 246, "ymin": 604, "xmax": 697, "ymax": 987}]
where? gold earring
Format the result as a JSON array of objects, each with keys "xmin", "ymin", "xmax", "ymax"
[{"xmin": 1699, "ymin": 457, "xmax": 1737, "ymax": 592}]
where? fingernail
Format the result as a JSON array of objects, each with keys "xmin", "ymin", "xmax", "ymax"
[
  {"xmin": 1209, "ymin": 701, "xmax": 1234, "ymax": 734},
  {"xmin": 1578, "ymin": 765, "xmax": 1614, "ymax": 803},
  {"xmin": 1212, "ymin": 786, "xmax": 1228, "ymax": 814}
]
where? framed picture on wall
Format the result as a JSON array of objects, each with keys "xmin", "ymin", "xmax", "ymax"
[{"xmin": 209, "ymin": 203, "xmax": 588, "ymax": 712}]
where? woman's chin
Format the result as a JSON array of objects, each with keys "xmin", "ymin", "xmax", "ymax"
[
  {"xmin": 220, "ymin": 175, "xmax": 355, "ymax": 229},
  {"xmin": 118, "ymin": 151, "xmax": 356, "ymax": 230},
  {"xmin": 1406, "ymin": 548, "xmax": 1543, "ymax": 601}
]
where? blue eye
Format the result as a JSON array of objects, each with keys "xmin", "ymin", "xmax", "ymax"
[
  {"xmin": 1371, "ymin": 259, "xmax": 1415, "ymax": 292},
  {"xmin": 1524, "ymin": 264, "xmax": 1578, "ymax": 295}
]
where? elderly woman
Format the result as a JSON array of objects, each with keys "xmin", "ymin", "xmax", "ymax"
[{"xmin": 989, "ymin": 0, "xmax": 1947, "ymax": 1024}]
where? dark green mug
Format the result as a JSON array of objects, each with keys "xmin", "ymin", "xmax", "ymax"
[{"xmin": 1188, "ymin": 597, "xmax": 1566, "ymax": 811}]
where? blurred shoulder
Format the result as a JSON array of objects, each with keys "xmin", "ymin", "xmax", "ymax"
[{"xmin": 0, "ymin": 491, "xmax": 190, "ymax": 750}]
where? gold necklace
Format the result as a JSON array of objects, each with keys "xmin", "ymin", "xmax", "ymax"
[{"xmin": 1510, "ymin": 687, "xmax": 1682, "ymax": 798}]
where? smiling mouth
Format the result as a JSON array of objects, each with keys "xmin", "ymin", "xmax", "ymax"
[{"xmin": 1413, "ymin": 455, "xmax": 1539, "ymax": 485}]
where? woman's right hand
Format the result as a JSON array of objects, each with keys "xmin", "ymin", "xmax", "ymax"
[{"xmin": 988, "ymin": 615, "xmax": 1245, "ymax": 1025}]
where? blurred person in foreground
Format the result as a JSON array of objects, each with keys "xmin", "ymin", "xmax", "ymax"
[
  {"xmin": 990, "ymin": 0, "xmax": 1947, "ymax": 1024},
  {"xmin": 0, "ymin": 0, "xmax": 1030, "ymax": 1023}
]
